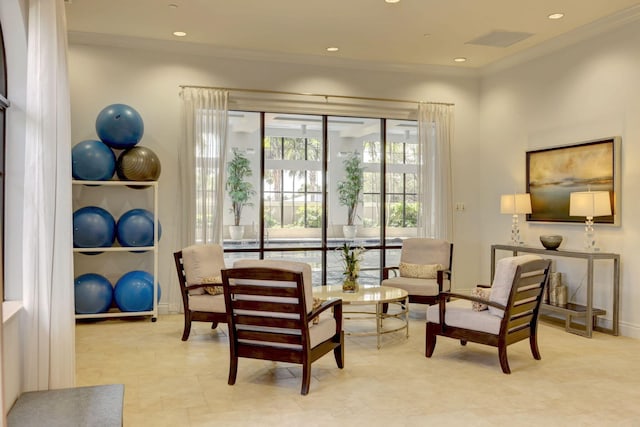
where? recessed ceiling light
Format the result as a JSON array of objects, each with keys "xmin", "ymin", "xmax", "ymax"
[
  {"xmin": 385, "ymin": 0, "xmax": 400, "ymax": 3},
  {"xmin": 548, "ymin": 13, "xmax": 564, "ymax": 20},
  {"xmin": 326, "ymin": 47, "xmax": 339, "ymax": 52},
  {"xmin": 453, "ymin": 57, "xmax": 467, "ymax": 63},
  {"xmin": 173, "ymin": 31, "xmax": 187, "ymax": 37}
]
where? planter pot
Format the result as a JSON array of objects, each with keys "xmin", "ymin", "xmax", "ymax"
[
  {"xmin": 342, "ymin": 225, "xmax": 357, "ymax": 240},
  {"xmin": 229, "ymin": 225, "xmax": 245, "ymax": 240}
]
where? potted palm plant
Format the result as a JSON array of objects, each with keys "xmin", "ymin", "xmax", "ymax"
[
  {"xmin": 226, "ymin": 148, "xmax": 255, "ymax": 240},
  {"xmin": 337, "ymin": 152, "xmax": 364, "ymax": 239}
]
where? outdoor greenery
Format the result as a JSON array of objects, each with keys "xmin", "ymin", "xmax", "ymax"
[
  {"xmin": 337, "ymin": 152, "xmax": 364, "ymax": 226},
  {"xmin": 294, "ymin": 205, "xmax": 322, "ymax": 228},
  {"xmin": 387, "ymin": 202, "xmax": 418, "ymax": 227},
  {"xmin": 226, "ymin": 148, "xmax": 256, "ymax": 226}
]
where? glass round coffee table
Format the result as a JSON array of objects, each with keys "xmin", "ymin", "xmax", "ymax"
[{"xmin": 313, "ymin": 285, "xmax": 409, "ymax": 349}]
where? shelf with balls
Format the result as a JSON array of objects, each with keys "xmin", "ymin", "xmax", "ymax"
[{"xmin": 72, "ymin": 104, "xmax": 162, "ymax": 321}]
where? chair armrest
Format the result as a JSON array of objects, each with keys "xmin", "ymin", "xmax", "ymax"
[
  {"xmin": 186, "ymin": 283, "xmax": 208, "ymax": 292},
  {"xmin": 440, "ymin": 291, "xmax": 505, "ymax": 311},
  {"xmin": 382, "ymin": 266, "xmax": 399, "ymax": 280},
  {"xmin": 436, "ymin": 269, "xmax": 452, "ymax": 292},
  {"xmin": 186, "ymin": 282, "xmax": 219, "ymax": 292},
  {"xmin": 309, "ymin": 298, "xmax": 343, "ymax": 331},
  {"xmin": 436, "ymin": 292, "xmax": 505, "ymax": 331}
]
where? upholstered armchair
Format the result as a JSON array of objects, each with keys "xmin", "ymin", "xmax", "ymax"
[
  {"xmin": 425, "ymin": 255, "xmax": 551, "ymax": 373},
  {"xmin": 381, "ymin": 238, "xmax": 453, "ymax": 306},
  {"xmin": 222, "ymin": 259, "xmax": 344, "ymax": 395},
  {"xmin": 173, "ymin": 244, "xmax": 228, "ymax": 341}
]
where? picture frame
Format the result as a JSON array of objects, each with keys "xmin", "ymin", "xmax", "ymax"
[{"xmin": 526, "ymin": 137, "xmax": 620, "ymax": 224}]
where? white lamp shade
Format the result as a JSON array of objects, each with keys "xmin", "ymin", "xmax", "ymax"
[
  {"xmin": 500, "ymin": 193, "xmax": 532, "ymax": 215},
  {"xmin": 569, "ymin": 191, "xmax": 611, "ymax": 218}
]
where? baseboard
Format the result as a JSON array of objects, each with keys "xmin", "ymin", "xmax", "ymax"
[{"xmin": 158, "ymin": 302, "xmax": 170, "ymax": 315}]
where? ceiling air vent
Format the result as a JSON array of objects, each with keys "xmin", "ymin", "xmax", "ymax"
[{"xmin": 466, "ymin": 31, "xmax": 533, "ymax": 48}]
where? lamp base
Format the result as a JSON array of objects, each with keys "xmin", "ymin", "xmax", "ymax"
[
  {"xmin": 510, "ymin": 214, "xmax": 522, "ymax": 245},
  {"xmin": 583, "ymin": 217, "xmax": 597, "ymax": 251}
]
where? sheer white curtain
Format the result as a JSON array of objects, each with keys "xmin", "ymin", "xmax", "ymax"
[
  {"xmin": 22, "ymin": 0, "xmax": 75, "ymax": 390},
  {"xmin": 178, "ymin": 88, "xmax": 228, "ymax": 246},
  {"xmin": 417, "ymin": 103, "xmax": 454, "ymax": 241}
]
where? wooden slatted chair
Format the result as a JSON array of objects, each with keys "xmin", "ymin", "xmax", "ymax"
[
  {"xmin": 382, "ymin": 238, "xmax": 453, "ymax": 306},
  {"xmin": 173, "ymin": 244, "xmax": 228, "ymax": 341},
  {"xmin": 221, "ymin": 260, "xmax": 344, "ymax": 395},
  {"xmin": 425, "ymin": 255, "xmax": 551, "ymax": 374}
]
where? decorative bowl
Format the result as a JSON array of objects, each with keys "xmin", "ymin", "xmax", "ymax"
[{"xmin": 540, "ymin": 235, "xmax": 563, "ymax": 250}]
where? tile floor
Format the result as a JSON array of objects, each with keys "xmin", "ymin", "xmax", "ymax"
[{"xmin": 76, "ymin": 308, "xmax": 640, "ymax": 426}]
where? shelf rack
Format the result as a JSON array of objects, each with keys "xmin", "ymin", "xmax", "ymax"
[{"xmin": 73, "ymin": 180, "xmax": 159, "ymax": 321}]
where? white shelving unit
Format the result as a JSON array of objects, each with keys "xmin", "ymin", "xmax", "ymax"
[{"xmin": 73, "ymin": 179, "xmax": 159, "ymax": 321}]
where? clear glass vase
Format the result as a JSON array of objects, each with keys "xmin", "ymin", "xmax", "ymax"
[{"xmin": 342, "ymin": 278, "xmax": 358, "ymax": 293}]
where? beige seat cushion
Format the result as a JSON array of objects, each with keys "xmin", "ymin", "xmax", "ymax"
[
  {"xmin": 187, "ymin": 293, "xmax": 226, "ymax": 313},
  {"xmin": 426, "ymin": 299, "xmax": 501, "ymax": 334},
  {"xmin": 381, "ymin": 276, "xmax": 450, "ymax": 296},
  {"xmin": 182, "ymin": 244, "xmax": 226, "ymax": 295}
]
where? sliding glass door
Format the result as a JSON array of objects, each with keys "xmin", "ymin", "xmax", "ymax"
[{"xmin": 223, "ymin": 111, "xmax": 418, "ymax": 286}]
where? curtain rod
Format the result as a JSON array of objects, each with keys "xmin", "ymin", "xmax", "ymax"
[{"xmin": 179, "ymin": 85, "xmax": 454, "ymax": 107}]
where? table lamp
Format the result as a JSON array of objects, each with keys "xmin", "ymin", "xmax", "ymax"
[
  {"xmin": 569, "ymin": 190, "xmax": 611, "ymax": 251},
  {"xmin": 500, "ymin": 193, "xmax": 532, "ymax": 245}
]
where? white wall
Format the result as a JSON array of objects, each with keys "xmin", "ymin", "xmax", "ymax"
[
  {"xmin": 479, "ymin": 19, "xmax": 640, "ymax": 337},
  {"xmin": 67, "ymin": 41, "xmax": 483, "ymax": 312}
]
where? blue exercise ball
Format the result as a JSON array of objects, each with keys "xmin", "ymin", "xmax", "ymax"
[
  {"xmin": 96, "ymin": 103, "xmax": 144, "ymax": 149},
  {"xmin": 74, "ymin": 273, "xmax": 113, "ymax": 314},
  {"xmin": 116, "ymin": 208, "xmax": 162, "ymax": 247},
  {"xmin": 73, "ymin": 206, "xmax": 116, "ymax": 248},
  {"xmin": 114, "ymin": 270, "xmax": 160, "ymax": 312},
  {"xmin": 71, "ymin": 140, "xmax": 116, "ymax": 181}
]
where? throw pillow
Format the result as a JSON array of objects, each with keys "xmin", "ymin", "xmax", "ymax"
[
  {"xmin": 201, "ymin": 275, "xmax": 223, "ymax": 296},
  {"xmin": 399, "ymin": 262, "xmax": 444, "ymax": 279},
  {"xmin": 471, "ymin": 287, "xmax": 491, "ymax": 311},
  {"xmin": 311, "ymin": 297, "xmax": 322, "ymax": 325}
]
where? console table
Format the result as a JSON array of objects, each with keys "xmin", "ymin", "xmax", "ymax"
[{"xmin": 491, "ymin": 244, "xmax": 620, "ymax": 338}]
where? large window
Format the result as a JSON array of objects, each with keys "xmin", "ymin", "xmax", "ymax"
[
  {"xmin": 386, "ymin": 120, "xmax": 418, "ymax": 236},
  {"xmin": 221, "ymin": 112, "xmax": 418, "ymax": 286}
]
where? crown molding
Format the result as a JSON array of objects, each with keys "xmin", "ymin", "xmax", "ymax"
[
  {"xmin": 67, "ymin": 31, "xmax": 478, "ymax": 79},
  {"xmin": 482, "ymin": 4, "xmax": 640, "ymax": 76}
]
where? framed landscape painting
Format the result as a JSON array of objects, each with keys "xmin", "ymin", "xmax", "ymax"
[{"xmin": 526, "ymin": 137, "xmax": 620, "ymax": 224}]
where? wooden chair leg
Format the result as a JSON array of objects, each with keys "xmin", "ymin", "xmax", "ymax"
[
  {"xmin": 529, "ymin": 333, "xmax": 541, "ymax": 360},
  {"xmin": 211, "ymin": 322, "xmax": 218, "ymax": 330},
  {"xmin": 382, "ymin": 303, "xmax": 389, "ymax": 314},
  {"xmin": 460, "ymin": 340, "xmax": 467, "ymax": 346},
  {"xmin": 181, "ymin": 315, "xmax": 192, "ymax": 341},
  {"xmin": 228, "ymin": 355, "xmax": 238, "ymax": 385},
  {"xmin": 301, "ymin": 362, "xmax": 312, "ymax": 395},
  {"xmin": 498, "ymin": 345, "xmax": 511, "ymax": 374},
  {"xmin": 334, "ymin": 333, "xmax": 344, "ymax": 369},
  {"xmin": 425, "ymin": 323, "xmax": 437, "ymax": 357}
]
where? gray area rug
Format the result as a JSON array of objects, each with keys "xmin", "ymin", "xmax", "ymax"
[{"xmin": 7, "ymin": 384, "xmax": 124, "ymax": 427}]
